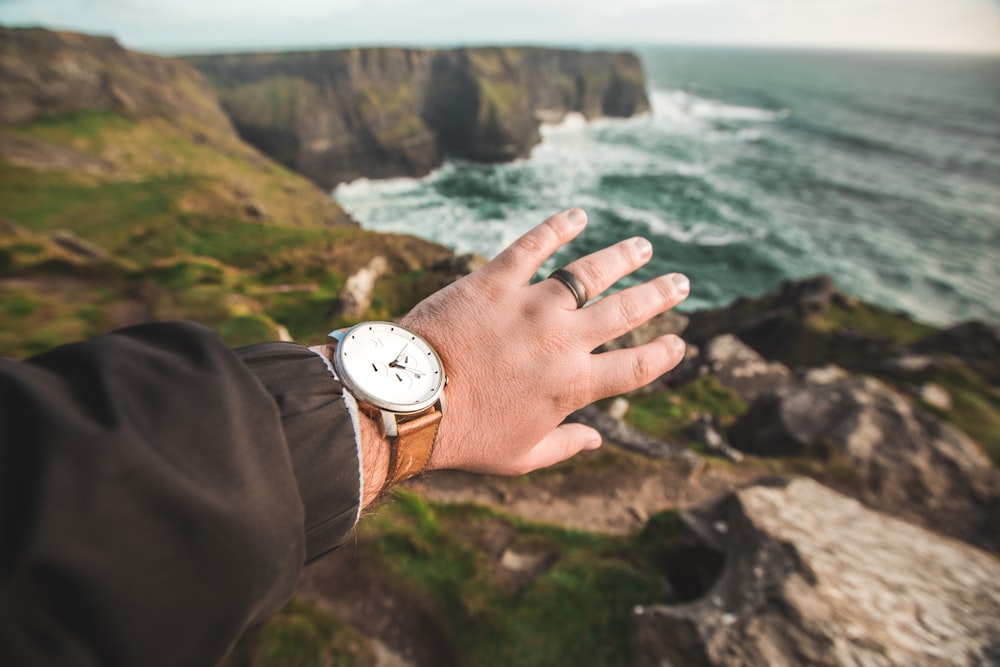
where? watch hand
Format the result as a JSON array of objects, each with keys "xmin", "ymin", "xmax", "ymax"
[{"xmin": 391, "ymin": 344, "xmax": 408, "ymax": 364}]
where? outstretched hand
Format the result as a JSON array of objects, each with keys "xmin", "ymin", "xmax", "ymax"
[{"xmin": 401, "ymin": 207, "xmax": 690, "ymax": 476}]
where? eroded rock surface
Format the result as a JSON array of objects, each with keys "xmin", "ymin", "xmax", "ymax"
[
  {"xmin": 731, "ymin": 376, "xmax": 1000, "ymax": 550},
  {"xmin": 632, "ymin": 477, "xmax": 1000, "ymax": 667},
  {"xmin": 702, "ymin": 334, "xmax": 793, "ymax": 402}
]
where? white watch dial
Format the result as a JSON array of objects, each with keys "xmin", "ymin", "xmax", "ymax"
[{"xmin": 334, "ymin": 322, "xmax": 445, "ymax": 412}]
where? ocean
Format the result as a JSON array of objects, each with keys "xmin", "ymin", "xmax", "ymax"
[{"xmin": 333, "ymin": 47, "xmax": 1000, "ymax": 326}]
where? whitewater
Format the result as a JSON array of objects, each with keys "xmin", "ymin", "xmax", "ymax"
[{"xmin": 335, "ymin": 47, "xmax": 1000, "ymax": 325}]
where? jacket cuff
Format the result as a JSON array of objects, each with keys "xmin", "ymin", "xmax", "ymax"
[{"xmin": 237, "ymin": 342, "xmax": 362, "ymax": 562}]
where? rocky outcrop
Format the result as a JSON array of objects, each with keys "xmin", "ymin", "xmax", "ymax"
[
  {"xmin": 701, "ymin": 334, "xmax": 793, "ymax": 403},
  {"xmin": 334, "ymin": 256, "xmax": 390, "ymax": 320},
  {"xmin": 0, "ymin": 27, "xmax": 232, "ymax": 132},
  {"xmin": 683, "ymin": 275, "xmax": 905, "ymax": 374},
  {"xmin": 731, "ymin": 376, "xmax": 1000, "ymax": 551},
  {"xmin": 188, "ymin": 47, "xmax": 650, "ymax": 189},
  {"xmin": 632, "ymin": 477, "xmax": 1000, "ymax": 667},
  {"xmin": 0, "ymin": 27, "xmax": 354, "ymax": 229},
  {"xmin": 571, "ymin": 403, "xmax": 700, "ymax": 464}
]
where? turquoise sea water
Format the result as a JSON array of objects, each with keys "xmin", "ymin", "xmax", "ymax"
[{"xmin": 334, "ymin": 47, "xmax": 1000, "ymax": 325}]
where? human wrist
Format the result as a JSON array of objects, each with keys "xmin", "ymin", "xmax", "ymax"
[{"xmin": 310, "ymin": 342, "xmax": 391, "ymax": 507}]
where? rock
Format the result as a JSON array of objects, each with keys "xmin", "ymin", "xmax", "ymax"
[
  {"xmin": 631, "ymin": 477, "xmax": 1000, "ymax": 667},
  {"xmin": 801, "ymin": 364, "xmax": 849, "ymax": 385},
  {"xmin": 189, "ymin": 47, "xmax": 650, "ymax": 189},
  {"xmin": 607, "ymin": 397, "xmax": 630, "ymax": 420},
  {"xmin": 688, "ymin": 414, "xmax": 743, "ymax": 462},
  {"xmin": 913, "ymin": 320, "xmax": 1000, "ymax": 362},
  {"xmin": 570, "ymin": 403, "xmax": 699, "ymax": 465},
  {"xmin": 430, "ymin": 252, "xmax": 488, "ymax": 284},
  {"xmin": 49, "ymin": 231, "xmax": 110, "ymax": 262},
  {"xmin": 920, "ymin": 382, "xmax": 952, "ymax": 411},
  {"xmin": 0, "ymin": 219, "xmax": 25, "ymax": 236},
  {"xmin": 702, "ymin": 334, "xmax": 793, "ymax": 402},
  {"xmin": 335, "ymin": 256, "xmax": 389, "ymax": 321},
  {"xmin": 774, "ymin": 274, "xmax": 836, "ymax": 317},
  {"xmin": 879, "ymin": 353, "xmax": 935, "ymax": 375},
  {"xmin": 0, "ymin": 27, "xmax": 230, "ymax": 129},
  {"xmin": 682, "ymin": 275, "xmax": 909, "ymax": 374},
  {"xmin": 731, "ymin": 376, "xmax": 1000, "ymax": 551}
]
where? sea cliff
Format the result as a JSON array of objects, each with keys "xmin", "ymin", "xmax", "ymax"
[
  {"xmin": 2, "ymin": 26, "xmax": 999, "ymax": 667},
  {"xmin": 187, "ymin": 47, "xmax": 650, "ymax": 188}
]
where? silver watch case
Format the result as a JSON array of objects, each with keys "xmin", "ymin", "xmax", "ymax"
[{"xmin": 329, "ymin": 322, "xmax": 447, "ymax": 437}]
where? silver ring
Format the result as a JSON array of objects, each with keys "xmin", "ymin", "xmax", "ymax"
[{"xmin": 548, "ymin": 268, "xmax": 588, "ymax": 309}]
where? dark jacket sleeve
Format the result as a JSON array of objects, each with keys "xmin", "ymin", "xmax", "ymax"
[{"xmin": 0, "ymin": 322, "xmax": 361, "ymax": 667}]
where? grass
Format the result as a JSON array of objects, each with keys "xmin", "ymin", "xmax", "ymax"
[
  {"xmin": 919, "ymin": 363, "xmax": 1000, "ymax": 467},
  {"xmin": 358, "ymin": 491, "xmax": 681, "ymax": 667},
  {"xmin": 224, "ymin": 597, "xmax": 373, "ymax": 667},
  {"xmin": 809, "ymin": 299, "xmax": 936, "ymax": 345},
  {"xmin": 0, "ymin": 283, "xmax": 115, "ymax": 358},
  {"xmin": 624, "ymin": 375, "xmax": 748, "ymax": 445},
  {"xmin": 13, "ymin": 109, "xmax": 131, "ymax": 154}
]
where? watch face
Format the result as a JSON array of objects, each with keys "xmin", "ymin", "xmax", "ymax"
[{"xmin": 334, "ymin": 322, "xmax": 445, "ymax": 413}]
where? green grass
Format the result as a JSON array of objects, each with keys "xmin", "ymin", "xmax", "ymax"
[
  {"xmin": 0, "ymin": 161, "xmax": 189, "ymax": 249},
  {"xmin": 810, "ymin": 299, "xmax": 936, "ymax": 345},
  {"xmin": 224, "ymin": 597, "xmax": 373, "ymax": 667},
  {"xmin": 14, "ymin": 110, "xmax": 131, "ymax": 154},
  {"xmin": 0, "ymin": 284, "xmax": 115, "ymax": 358},
  {"xmin": 359, "ymin": 491, "xmax": 679, "ymax": 667},
  {"xmin": 920, "ymin": 363, "xmax": 1000, "ymax": 467},
  {"xmin": 624, "ymin": 375, "xmax": 747, "ymax": 444},
  {"xmin": 0, "ymin": 161, "xmax": 359, "ymax": 270}
]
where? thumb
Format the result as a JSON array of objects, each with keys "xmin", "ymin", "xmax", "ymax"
[{"xmin": 516, "ymin": 423, "xmax": 603, "ymax": 473}]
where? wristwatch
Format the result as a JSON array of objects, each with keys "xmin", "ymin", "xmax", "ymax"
[{"xmin": 329, "ymin": 321, "xmax": 447, "ymax": 487}]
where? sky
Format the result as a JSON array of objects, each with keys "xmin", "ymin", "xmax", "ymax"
[{"xmin": 1, "ymin": 0, "xmax": 999, "ymax": 55}]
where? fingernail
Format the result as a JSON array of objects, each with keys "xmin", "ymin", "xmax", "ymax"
[
  {"xmin": 566, "ymin": 208, "xmax": 587, "ymax": 227},
  {"xmin": 668, "ymin": 334, "xmax": 686, "ymax": 355},
  {"xmin": 586, "ymin": 432, "xmax": 603, "ymax": 450},
  {"xmin": 670, "ymin": 273, "xmax": 690, "ymax": 296},
  {"xmin": 633, "ymin": 237, "xmax": 653, "ymax": 260}
]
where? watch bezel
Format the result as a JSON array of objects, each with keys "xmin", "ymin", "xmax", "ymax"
[{"xmin": 331, "ymin": 321, "xmax": 446, "ymax": 414}]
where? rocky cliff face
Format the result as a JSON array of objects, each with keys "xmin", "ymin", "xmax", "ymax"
[
  {"xmin": 1, "ymin": 27, "xmax": 232, "ymax": 134},
  {"xmin": 632, "ymin": 478, "xmax": 1000, "ymax": 667},
  {"xmin": 187, "ymin": 47, "xmax": 650, "ymax": 189},
  {"xmin": 0, "ymin": 27, "xmax": 352, "ymax": 229}
]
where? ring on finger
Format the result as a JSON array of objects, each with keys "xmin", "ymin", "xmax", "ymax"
[{"xmin": 548, "ymin": 268, "xmax": 588, "ymax": 309}]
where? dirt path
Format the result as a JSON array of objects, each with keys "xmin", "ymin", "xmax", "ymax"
[{"xmin": 407, "ymin": 447, "xmax": 764, "ymax": 536}]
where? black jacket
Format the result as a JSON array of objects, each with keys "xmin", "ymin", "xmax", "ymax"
[{"xmin": 0, "ymin": 322, "xmax": 361, "ymax": 666}]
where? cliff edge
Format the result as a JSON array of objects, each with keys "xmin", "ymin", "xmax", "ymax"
[{"xmin": 188, "ymin": 47, "xmax": 650, "ymax": 189}]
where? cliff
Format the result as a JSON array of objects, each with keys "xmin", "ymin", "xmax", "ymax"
[
  {"xmin": 4, "ymin": 26, "xmax": 999, "ymax": 667},
  {"xmin": 0, "ymin": 27, "xmax": 455, "ymax": 354},
  {"xmin": 187, "ymin": 47, "xmax": 650, "ymax": 189}
]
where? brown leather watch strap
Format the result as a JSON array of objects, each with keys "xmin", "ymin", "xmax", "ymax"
[{"xmin": 385, "ymin": 408, "xmax": 441, "ymax": 487}]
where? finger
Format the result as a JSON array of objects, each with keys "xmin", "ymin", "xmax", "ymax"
[
  {"xmin": 589, "ymin": 334, "xmax": 687, "ymax": 398},
  {"xmin": 537, "ymin": 236, "xmax": 653, "ymax": 309},
  {"xmin": 485, "ymin": 208, "xmax": 588, "ymax": 284},
  {"xmin": 515, "ymin": 423, "xmax": 603, "ymax": 473},
  {"xmin": 579, "ymin": 273, "xmax": 690, "ymax": 347}
]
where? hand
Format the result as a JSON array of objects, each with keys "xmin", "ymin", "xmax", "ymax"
[{"xmin": 401, "ymin": 208, "xmax": 689, "ymax": 476}]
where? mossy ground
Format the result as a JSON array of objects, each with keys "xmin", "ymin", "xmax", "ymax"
[
  {"xmin": 355, "ymin": 492, "xmax": 680, "ymax": 667},
  {"xmin": 624, "ymin": 375, "xmax": 747, "ymax": 448},
  {"xmin": 223, "ymin": 597, "xmax": 374, "ymax": 667},
  {"xmin": 0, "ymin": 110, "xmax": 450, "ymax": 356}
]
